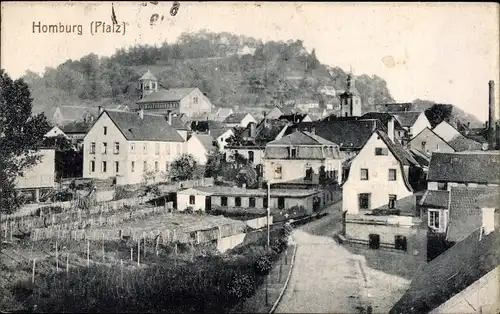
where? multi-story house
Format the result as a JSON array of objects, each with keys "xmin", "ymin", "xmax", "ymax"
[
  {"xmin": 14, "ymin": 148, "xmax": 56, "ymax": 202},
  {"xmin": 223, "ymin": 113, "xmax": 257, "ymax": 128},
  {"xmin": 408, "ymin": 127, "xmax": 455, "ymax": 155},
  {"xmin": 51, "ymin": 105, "xmax": 98, "ymax": 126},
  {"xmin": 263, "ymin": 130, "xmax": 343, "ymax": 185},
  {"xmin": 341, "ymin": 129, "xmax": 422, "ymax": 215},
  {"xmin": 186, "ymin": 133, "xmax": 216, "ymax": 165},
  {"xmin": 388, "ymin": 111, "xmax": 431, "ymax": 140},
  {"xmin": 135, "ymin": 70, "xmax": 213, "ymax": 119},
  {"xmin": 83, "ymin": 109, "xmax": 185, "ymax": 185}
]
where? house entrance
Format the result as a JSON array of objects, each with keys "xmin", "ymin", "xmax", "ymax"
[
  {"xmin": 369, "ymin": 234, "xmax": 380, "ymax": 249},
  {"xmin": 205, "ymin": 196, "xmax": 211, "ymax": 211}
]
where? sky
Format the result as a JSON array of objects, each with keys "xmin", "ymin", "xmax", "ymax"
[{"xmin": 1, "ymin": 1, "xmax": 499, "ymax": 121}]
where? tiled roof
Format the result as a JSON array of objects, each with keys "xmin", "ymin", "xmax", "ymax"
[
  {"xmin": 448, "ymin": 134, "xmax": 483, "ymax": 151},
  {"xmin": 210, "ymin": 128, "xmax": 232, "ymax": 140},
  {"xmin": 170, "ymin": 116, "xmax": 191, "ymax": 131},
  {"xmin": 409, "ymin": 148, "xmax": 431, "ymax": 167},
  {"xmin": 288, "ymin": 120, "xmax": 379, "ymax": 150},
  {"xmin": 427, "ymin": 152, "xmax": 500, "ymax": 184},
  {"xmin": 419, "ymin": 190, "xmax": 449, "ymax": 209},
  {"xmin": 373, "ymin": 194, "xmax": 418, "ymax": 216},
  {"xmin": 360, "ymin": 112, "xmax": 405, "ymax": 131},
  {"xmin": 279, "ymin": 114, "xmax": 308, "ymax": 123},
  {"xmin": 389, "ymin": 111, "xmax": 422, "ymax": 127},
  {"xmin": 136, "ymin": 87, "xmax": 196, "ymax": 103},
  {"xmin": 409, "ymin": 127, "xmax": 454, "ymax": 153},
  {"xmin": 139, "ymin": 70, "xmax": 157, "ymax": 81},
  {"xmin": 267, "ymin": 131, "xmax": 336, "ymax": 146},
  {"xmin": 377, "ymin": 130, "xmax": 419, "ymax": 167},
  {"xmin": 378, "ymin": 103, "xmax": 413, "ymax": 112},
  {"xmin": 190, "ymin": 120, "xmax": 224, "ymax": 132},
  {"xmin": 61, "ymin": 121, "xmax": 92, "ymax": 134},
  {"xmin": 389, "ymin": 227, "xmax": 500, "ymax": 314},
  {"xmin": 447, "ymin": 186, "xmax": 499, "ymax": 242},
  {"xmin": 193, "ymin": 133, "xmax": 216, "ymax": 151},
  {"xmin": 187, "ymin": 186, "xmax": 321, "ymax": 197},
  {"xmin": 224, "ymin": 112, "xmax": 249, "ymax": 124},
  {"xmin": 104, "ymin": 110, "xmax": 184, "ymax": 142},
  {"xmin": 57, "ymin": 106, "xmax": 98, "ymax": 121}
]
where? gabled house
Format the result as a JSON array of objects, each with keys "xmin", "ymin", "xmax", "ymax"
[
  {"xmin": 342, "ymin": 129, "xmax": 422, "ymax": 215},
  {"xmin": 61, "ymin": 120, "xmax": 94, "ymax": 150},
  {"xmin": 83, "ymin": 110, "xmax": 185, "ymax": 185},
  {"xmin": 408, "ymin": 127, "xmax": 455, "ymax": 155},
  {"xmin": 447, "ymin": 134, "xmax": 483, "ymax": 152},
  {"xmin": 223, "ymin": 112, "xmax": 257, "ymax": 128},
  {"xmin": 279, "ymin": 113, "xmax": 312, "ymax": 124},
  {"xmin": 210, "ymin": 107, "xmax": 234, "ymax": 122},
  {"xmin": 376, "ymin": 103, "xmax": 413, "ymax": 112},
  {"xmin": 14, "ymin": 148, "xmax": 56, "ymax": 202},
  {"xmin": 389, "ymin": 111, "xmax": 431, "ymax": 140},
  {"xmin": 211, "ymin": 128, "xmax": 234, "ymax": 152},
  {"xmin": 264, "ymin": 106, "xmax": 293, "ymax": 121},
  {"xmin": 263, "ymin": 131, "xmax": 343, "ymax": 185},
  {"xmin": 51, "ymin": 105, "xmax": 98, "ymax": 126},
  {"xmin": 44, "ymin": 126, "xmax": 68, "ymax": 139},
  {"xmin": 390, "ymin": 218, "xmax": 500, "ymax": 314},
  {"xmin": 361, "ymin": 112, "xmax": 407, "ymax": 143},
  {"xmin": 186, "ymin": 133, "xmax": 216, "ymax": 165},
  {"xmin": 432, "ymin": 120, "xmax": 462, "ymax": 142},
  {"xmin": 307, "ymin": 108, "xmax": 328, "ymax": 121}
]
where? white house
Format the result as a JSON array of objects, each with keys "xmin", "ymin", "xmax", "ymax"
[
  {"xmin": 83, "ymin": 109, "xmax": 185, "ymax": 185},
  {"xmin": 342, "ymin": 129, "xmax": 420, "ymax": 214},
  {"xmin": 390, "ymin": 111, "xmax": 431, "ymax": 139},
  {"xmin": 432, "ymin": 120, "xmax": 462, "ymax": 142},
  {"xmin": 44, "ymin": 126, "xmax": 68, "ymax": 138},
  {"xmin": 223, "ymin": 113, "xmax": 257, "ymax": 128},
  {"xmin": 15, "ymin": 148, "xmax": 56, "ymax": 202},
  {"xmin": 186, "ymin": 133, "xmax": 216, "ymax": 165},
  {"xmin": 212, "ymin": 128, "xmax": 234, "ymax": 152}
]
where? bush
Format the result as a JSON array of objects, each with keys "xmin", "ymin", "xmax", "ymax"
[
  {"xmin": 53, "ymin": 188, "xmax": 74, "ymax": 202},
  {"xmin": 254, "ymin": 254, "xmax": 273, "ymax": 275},
  {"xmin": 113, "ymin": 186, "xmax": 135, "ymax": 200},
  {"xmin": 226, "ymin": 273, "xmax": 255, "ymax": 300}
]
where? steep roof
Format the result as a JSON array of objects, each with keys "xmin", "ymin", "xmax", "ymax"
[
  {"xmin": 376, "ymin": 130, "xmax": 420, "ymax": 167},
  {"xmin": 279, "ymin": 114, "xmax": 308, "ymax": 123},
  {"xmin": 170, "ymin": 116, "xmax": 191, "ymax": 131},
  {"xmin": 427, "ymin": 152, "xmax": 500, "ymax": 184},
  {"xmin": 57, "ymin": 106, "xmax": 98, "ymax": 121},
  {"xmin": 288, "ymin": 120, "xmax": 380, "ymax": 150},
  {"xmin": 409, "ymin": 127, "xmax": 454, "ymax": 152},
  {"xmin": 103, "ymin": 110, "xmax": 184, "ymax": 142},
  {"xmin": 447, "ymin": 134, "xmax": 483, "ymax": 152},
  {"xmin": 139, "ymin": 70, "xmax": 157, "ymax": 81},
  {"xmin": 389, "ymin": 227, "xmax": 500, "ymax": 314},
  {"xmin": 361, "ymin": 112, "xmax": 405, "ymax": 130},
  {"xmin": 378, "ymin": 103, "xmax": 413, "ymax": 112},
  {"xmin": 224, "ymin": 112, "xmax": 250, "ymax": 124},
  {"xmin": 447, "ymin": 186, "xmax": 499, "ymax": 242},
  {"xmin": 419, "ymin": 190, "xmax": 450, "ymax": 209},
  {"xmin": 193, "ymin": 133, "xmax": 216, "ymax": 151},
  {"xmin": 61, "ymin": 121, "xmax": 92, "ymax": 134},
  {"xmin": 390, "ymin": 111, "xmax": 423, "ymax": 127},
  {"xmin": 268, "ymin": 131, "xmax": 336, "ymax": 146},
  {"xmin": 210, "ymin": 128, "xmax": 232, "ymax": 139},
  {"xmin": 136, "ymin": 87, "xmax": 197, "ymax": 103}
]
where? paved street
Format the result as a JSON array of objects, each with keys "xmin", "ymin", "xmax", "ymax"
[{"xmin": 275, "ymin": 202, "xmax": 410, "ymax": 314}]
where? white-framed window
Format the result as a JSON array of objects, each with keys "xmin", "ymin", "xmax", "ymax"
[
  {"xmin": 155, "ymin": 143, "xmax": 160, "ymax": 155},
  {"xmin": 360, "ymin": 168, "xmax": 369, "ymax": 180},
  {"xmin": 90, "ymin": 142, "xmax": 96, "ymax": 154},
  {"xmin": 189, "ymin": 195, "xmax": 195, "ymax": 205},
  {"xmin": 388, "ymin": 194, "xmax": 397, "ymax": 209},
  {"xmin": 274, "ymin": 164, "xmax": 282, "ymax": 179},
  {"xmin": 388, "ymin": 169, "xmax": 397, "ymax": 181},
  {"xmin": 375, "ymin": 147, "xmax": 388, "ymax": 155},
  {"xmin": 429, "ymin": 210, "xmax": 440, "ymax": 229},
  {"xmin": 114, "ymin": 142, "xmax": 120, "ymax": 154},
  {"xmin": 101, "ymin": 161, "xmax": 107, "ymax": 173},
  {"xmin": 193, "ymin": 96, "xmax": 198, "ymax": 104}
]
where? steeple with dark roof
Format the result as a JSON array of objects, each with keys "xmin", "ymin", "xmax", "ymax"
[{"xmin": 339, "ymin": 68, "xmax": 362, "ymax": 117}]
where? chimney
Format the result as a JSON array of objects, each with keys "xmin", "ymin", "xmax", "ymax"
[
  {"xmin": 250, "ymin": 122, "xmax": 256, "ymax": 138},
  {"xmin": 387, "ymin": 117, "xmax": 395, "ymax": 142},
  {"xmin": 98, "ymin": 106, "xmax": 104, "ymax": 115},
  {"xmin": 481, "ymin": 207, "xmax": 495, "ymax": 236},
  {"xmin": 139, "ymin": 108, "xmax": 144, "ymax": 119},
  {"xmin": 488, "ymin": 80, "xmax": 496, "ymax": 149}
]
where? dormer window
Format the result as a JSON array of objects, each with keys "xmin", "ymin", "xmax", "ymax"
[{"xmin": 193, "ymin": 96, "xmax": 198, "ymax": 104}]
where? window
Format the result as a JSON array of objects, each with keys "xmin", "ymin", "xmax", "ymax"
[
  {"xmin": 375, "ymin": 147, "xmax": 388, "ymax": 155},
  {"xmin": 388, "ymin": 194, "xmax": 397, "ymax": 209},
  {"xmin": 155, "ymin": 143, "xmax": 160, "ymax": 155},
  {"xmin": 189, "ymin": 195, "xmax": 195, "ymax": 205},
  {"xmin": 114, "ymin": 142, "xmax": 120, "ymax": 154},
  {"xmin": 90, "ymin": 161, "xmax": 95, "ymax": 172},
  {"xmin": 369, "ymin": 234, "xmax": 380, "ymax": 250},
  {"xmin": 248, "ymin": 151, "xmax": 254, "ymax": 164},
  {"xmin": 395, "ymin": 235, "xmax": 407, "ymax": 251},
  {"xmin": 131, "ymin": 161, "xmax": 135, "ymax": 172},
  {"xmin": 333, "ymin": 170, "xmax": 338, "ymax": 181},
  {"xmin": 143, "ymin": 161, "xmax": 147, "ymax": 172},
  {"xmin": 103, "ymin": 126, "xmax": 107, "ymax": 135},
  {"xmin": 278, "ymin": 197, "xmax": 285, "ymax": 209},
  {"xmin": 155, "ymin": 161, "xmax": 159, "ymax": 172},
  {"xmin": 274, "ymin": 165, "xmax": 282, "ymax": 179},
  {"xmin": 102, "ymin": 142, "xmax": 107, "ymax": 154},
  {"xmin": 263, "ymin": 196, "xmax": 268, "ymax": 208},
  {"xmin": 436, "ymin": 144, "xmax": 440, "ymax": 151},
  {"xmin": 421, "ymin": 141, "xmax": 427, "ymax": 151},
  {"xmin": 437, "ymin": 182, "xmax": 448, "ymax": 191},
  {"xmin": 143, "ymin": 143, "xmax": 147, "ymax": 155},
  {"xmin": 290, "ymin": 147, "xmax": 297, "ymax": 158},
  {"xmin": 165, "ymin": 143, "xmax": 170, "ymax": 155},
  {"xmin": 165, "ymin": 162, "xmax": 170, "ymax": 172},
  {"xmin": 193, "ymin": 96, "xmax": 198, "ymax": 104},
  {"xmin": 358, "ymin": 193, "xmax": 371, "ymax": 209},
  {"xmin": 221, "ymin": 196, "xmax": 228, "ymax": 206},
  {"xmin": 90, "ymin": 142, "xmax": 96, "ymax": 154},
  {"xmin": 101, "ymin": 161, "xmax": 107, "ymax": 173},
  {"xmin": 429, "ymin": 210, "xmax": 440, "ymax": 228},
  {"xmin": 360, "ymin": 168, "xmax": 369, "ymax": 180},
  {"xmin": 115, "ymin": 161, "xmax": 119, "ymax": 173},
  {"xmin": 131, "ymin": 143, "xmax": 135, "ymax": 153},
  {"xmin": 389, "ymin": 169, "xmax": 397, "ymax": 181},
  {"xmin": 235, "ymin": 197, "xmax": 242, "ymax": 207},
  {"xmin": 304, "ymin": 166, "xmax": 313, "ymax": 181},
  {"xmin": 249, "ymin": 197, "xmax": 256, "ymax": 208}
]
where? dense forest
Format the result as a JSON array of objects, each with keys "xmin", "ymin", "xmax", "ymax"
[{"xmin": 22, "ymin": 30, "xmax": 395, "ymax": 116}]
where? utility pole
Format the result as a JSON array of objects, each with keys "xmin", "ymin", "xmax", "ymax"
[{"xmin": 267, "ymin": 181, "xmax": 271, "ymax": 249}]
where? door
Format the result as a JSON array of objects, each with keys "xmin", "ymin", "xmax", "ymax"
[
  {"xmin": 278, "ymin": 197, "xmax": 285, "ymax": 209},
  {"xmin": 369, "ymin": 234, "xmax": 380, "ymax": 249},
  {"xmin": 205, "ymin": 196, "xmax": 212, "ymax": 211},
  {"xmin": 313, "ymin": 196, "xmax": 321, "ymax": 212}
]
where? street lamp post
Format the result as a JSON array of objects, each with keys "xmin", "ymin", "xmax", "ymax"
[{"xmin": 267, "ymin": 181, "xmax": 271, "ymax": 249}]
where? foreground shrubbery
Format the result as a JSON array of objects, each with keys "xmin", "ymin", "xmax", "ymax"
[{"xmin": 15, "ymin": 226, "xmax": 292, "ymax": 313}]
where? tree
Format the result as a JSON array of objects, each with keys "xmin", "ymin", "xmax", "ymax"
[
  {"xmin": 204, "ymin": 150, "xmax": 224, "ymax": 178},
  {"xmin": 235, "ymin": 165, "xmax": 258, "ymax": 188},
  {"xmin": 169, "ymin": 154, "xmax": 198, "ymax": 181},
  {"xmin": 42, "ymin": 135, "xmax": 74, "ymax": 151},
  {"xmin": 0, "ymin": 69, "xmax": 51, "ymax": 213}
]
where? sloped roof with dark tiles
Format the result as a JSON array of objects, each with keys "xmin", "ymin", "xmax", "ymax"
[
  {"xmin": 427, "ymin": 152, "xmax": 500, "ymax": 184},
  {"xmin": 136, "ymin": 87, "xmax": 197, "ymax": 103},
  {"xmin": 361, "ymin": 112, "xmax": 405, "ymax": 130},
  {"xmin": 265, "ymin": 131, "xmax": 341, "ymax": 159},
  {"xmin": 209, "ymin": 128, "xmax": 232, "ymax": 139},
  {"xmin": 419, "ymin": 190, "xmax": 450, "ymax": 209},
  {"xmin": 379, "ymin": 103, "xmax": 413, "ymax": 112},
  {"xmin": 170, "ymin": 116, "xmax": 191, "ymax": 131},
  {"xmin": 448, "ymin": 134, "xmax": 483, "ymax": 152},
  {"xmin": 223, "ymin": 112, "xmax": 250, "ymax": 124},
  {"xmin": 279, "ymin": 114, "xmax": 309, "ymax": 123},
  {"xmin": 409, "ymin": 148, "xmax": 431, "ymax": 167},
  {"xmin": 268, "ymin": 131, "xmax": 336, "ymax": 146},
  {"xmin": 288, "ymin": 120, "xmax": 379, "ymax": 150},
  {"xmin": 104, "ymin": 110, "xmax": 184, "ymax": 142},
  {"xmin": 57, "ymin": 106, "xmax": 98, "ymax": 121},
  {"xmin": 389, "ymin": 227, "xmax": 500, "ymax": 314},
  {"xmin": 190, "ymin": 120, "xmax": 224, "ymax": 132},
  {"xmin": 61, "ymin": 121, "xmax": 92, "ymax": 134},
  {"xmin": 389, "ymin": 111, "xmax": 423, "ymax": 127},
  {"xmin": 447, "ymin": 186, "xmax": 499, "ymax": 242},
  {"xmin": 377, "ymin": 130, "xmax": 420, "ymax": 166},
  {"xmin": 193, "ymin": 133, "xmax": 216, "ymax": 151}
]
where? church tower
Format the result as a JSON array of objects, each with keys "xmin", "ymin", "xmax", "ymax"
[
  {"xmin": 339, "ymin": 70, "xmax": 362, "ymax": 117},
  {"xmin": 138, "ymin": 69, "xmax": 158, "ymax": 99}
]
